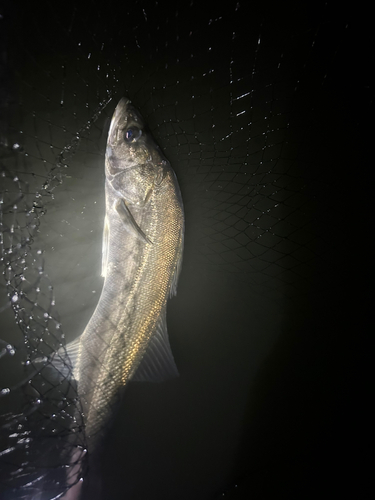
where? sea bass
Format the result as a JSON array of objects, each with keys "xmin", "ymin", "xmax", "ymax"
[
  {"xmin": 60, "ymin": 97, "xmax": 184, "ymax": 498},
  {"xmin": 78, "ymin": 97, "xmax": 184, "ymax": 444}
]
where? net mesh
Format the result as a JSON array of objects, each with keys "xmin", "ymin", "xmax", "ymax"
[{"xmin": 0, "ymin": 0, "xmax": 371, "ymax": 498}]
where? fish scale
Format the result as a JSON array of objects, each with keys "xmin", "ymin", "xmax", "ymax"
[{"xmin": 73, "ymin": 97, "xmax": 184, "ymax": 450}]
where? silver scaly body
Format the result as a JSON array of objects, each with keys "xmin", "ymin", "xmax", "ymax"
[
  {"xmin": 59, "ymin": 97, "xmax": 184, "ymax": 498},
  {"xmin": 78, "ymin": 97, "xmax": 184, "ymax": 446}
]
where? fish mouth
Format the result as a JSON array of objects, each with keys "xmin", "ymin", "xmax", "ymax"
[{"xmin": 108, "ymin": 97, "xmax": 130, "ymax": 145}]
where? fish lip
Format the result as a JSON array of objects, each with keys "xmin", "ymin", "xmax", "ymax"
[
  {"xmin": 108, "ymin": 97, "xmax": 131, "ymax": 145},
  {"xmin": 116, "ymin": 97, "xmax": 130, "ymax": 113}
]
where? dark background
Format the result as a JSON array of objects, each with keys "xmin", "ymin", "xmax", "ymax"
[{"xmin": 0, "ymin": 1, "xmax": 372, "ymax": 498}]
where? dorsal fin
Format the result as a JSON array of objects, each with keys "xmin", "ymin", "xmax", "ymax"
[
  {"xmin": 170, "ymin": 230, "xmax": 184, "ymax": 297},
  {"xmin": 131, "ymin": 307, "xmax": 179, "ymax": 382}
]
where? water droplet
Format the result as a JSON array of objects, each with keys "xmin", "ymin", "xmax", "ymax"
[{"xmin": 7, "ymin": 345, "xmax": 15, "ymax": 355}]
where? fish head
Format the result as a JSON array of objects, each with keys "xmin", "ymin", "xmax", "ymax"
[{"xmin": 105, "ymin": 98, "xmax": 167, "ymax": 204}]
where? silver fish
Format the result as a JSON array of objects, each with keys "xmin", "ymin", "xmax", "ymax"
[
  {"xmin": 60, "ymin": 97, "xmax": 184, "ymax": 497},
  {"xmin": 78, "ymin": 97, "xmax": 184, "ymax": 444}
]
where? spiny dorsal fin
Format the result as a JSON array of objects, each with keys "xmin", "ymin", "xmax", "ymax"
[{"xmin": 170, "ymin": 229, "xmax": 184, "ymax": 298}]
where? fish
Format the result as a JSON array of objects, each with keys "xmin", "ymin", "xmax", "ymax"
[{"xmin": 59, "ymin": 97, "xmax": 184, "ymax": 498}]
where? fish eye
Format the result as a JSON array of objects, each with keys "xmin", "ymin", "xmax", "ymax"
[{"xmin": 124, "ymin": 127, "xmax": 142, "ymax": 142}]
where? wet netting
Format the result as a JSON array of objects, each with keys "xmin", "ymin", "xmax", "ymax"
[{"xmin": 0, "ymin": 1, "xmax": 372, "ymax": 499}]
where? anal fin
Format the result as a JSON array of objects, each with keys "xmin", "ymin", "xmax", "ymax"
[
  {"xmin": 31, "ymin": 336, "xmax": 81, "ymax": 382},
  {"xmin": 101, "ymin": 215, "xmax": 109, "ymax": 278}
]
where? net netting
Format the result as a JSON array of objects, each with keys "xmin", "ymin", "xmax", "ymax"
[{"xmin": 0, "ymin": 0, "xmax": 371, "ymax": 498}]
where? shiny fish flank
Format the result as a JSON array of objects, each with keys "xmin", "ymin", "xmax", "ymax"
[{"xmin": 64, "ymin": 97, "xmax": 184, "ymax": 450}]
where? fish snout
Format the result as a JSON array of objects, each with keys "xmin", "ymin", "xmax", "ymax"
[{"xmin": 107, "ymin": 97, "xmax": 131, "ymax": 145}]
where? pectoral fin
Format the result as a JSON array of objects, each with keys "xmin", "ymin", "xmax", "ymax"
[
  {"xmin": 115, "ymin": 198, "xmax": 152, "ymax": 244},
  {"xmin": 131, "ymin": 307, "xmax": 179, "ymax": 382}
]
